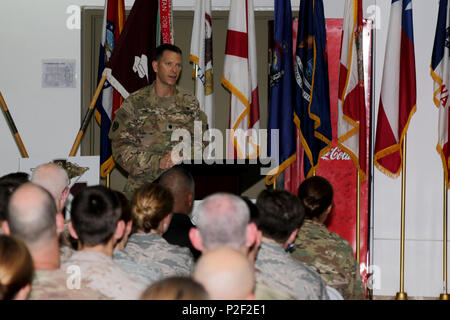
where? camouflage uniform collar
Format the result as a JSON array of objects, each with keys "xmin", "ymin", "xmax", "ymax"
[
  {"xmin": 304, "ymin": 219, "xmax": 325, "ymax": 228},
  {"xmin": 150, "ymin": 81, "xmax": 180, "ymax": 99}
]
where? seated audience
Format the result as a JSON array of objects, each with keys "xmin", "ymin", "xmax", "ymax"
[
  {"xmin": 140, "ymin": 276, "xmax": 209, "ymax": 300},
  {"xmin": 0, "ymin": 172, "xmax": 29, "ymax": 185},
  {"xmin": 254, "ymin": 189, "xmax": 329, "ymax": 300},
  {"xmin": 3, "ymin": 183, "xmax": 104, "ymax": 299},
  {"xmin": 189, "ymin": 192, "xmax": 295, "ymax": 300},
  {"xmin": 0, "ymin": 235, "xmax": 33, "ymax": 300},
  {"xmin": 193, "ymin": 247, "xmax": 254, "ymax": 300},
  {"xmin": 291, "ymin": 176, "xmax": 365, "ymax": 300},
  {"xmin": 63, "ymin": 185, "xmax": 145, "ymax": 300},
  {"xmin": 114, "ymin": 183, "xmax": 194, "ymax": 284},
  {"xmin": 158, "ymin": 165, "xmax": 201, "ymax": 260}
]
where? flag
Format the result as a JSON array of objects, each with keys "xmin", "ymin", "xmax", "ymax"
[
  {"xmin": 103, "ymin": 0, "xmax": 159, "ymax": 99},
  {"xmin": 431, "ymin": 0, "xmax": 450, "ymax": 187},
  {"xmin": 265, "ymin": 0, "xmax": 297, "ymax": 185},
  {"xmin": 157, "ymin": 0, "xmax": 174, "ymax": 45},
  {"xmin": 294, "ymin": 0, "xmax": 332, "ymax": 178},
  {"xmin": 95, "ymin": 0, "xmax": 125, "ymax": 178},
  {"xmin": 374, "ymin": 0, "xmax": 416, "ymax": 177},
  {"xmin": 190, "ymin": 0, "xmax": 215, "ymax": 129},
  {"xmin": 337, "ymin": 0, "xmax": 367, "ymax": 180},
  {"xmin": 222, "ymin": 0, "xmax": 260, "ymax": 159}
]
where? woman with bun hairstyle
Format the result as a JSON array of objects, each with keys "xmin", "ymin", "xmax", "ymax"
[
  {"xmin": 113, "ymin": 183, "xmax": 194, "ymax": 284},
  {"xmin": 290, "ymin": 176, "xmax": 365, "ymax": 300}
]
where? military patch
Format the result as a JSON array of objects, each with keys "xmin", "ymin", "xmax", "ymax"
[{"xmin": 112, "ymin": 121, "xmax": 119, "ymax": 131}]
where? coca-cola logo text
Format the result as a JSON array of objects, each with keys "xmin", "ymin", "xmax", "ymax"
[{"xmin": 321, "ymin": 147, "xmax": 351, "ymax": 161}]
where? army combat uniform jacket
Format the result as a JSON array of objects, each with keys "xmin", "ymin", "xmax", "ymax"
[
  {"xmin": 291, "ymin": 219, "xmax": 365, "ymax": 300},
  {"xmin": 109, "ymin": 82, "xmax": 208, "ymax": 198}
]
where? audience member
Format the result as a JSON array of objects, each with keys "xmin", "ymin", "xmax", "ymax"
[
  {"xmin": 0, "ymin": 235, "xmax": 33, "ymax": 300},
  {"xmin": 113, "ymin": 190, "xmax": 133, "ymax": 251},
  {"xmin": 189, "ymin": 192, "xmax": 296, "ymax": 300},
  {"xmin": 140, "ymin": 276, "xmax": 209, "ymax": 300},
  {"xmin": 114, "ymin": 183, "xmax": 194, "ymax": 284},
  {"xmin": 193, "ymin": 247, "xmax": 254, "ymax": 300},
  {"xmin": 254, "ymin": 189, "xmax": 329, "ymax": 300},
  {"xmin": 158, "ymin": 165, "xmax": 201, "ymax": 259},
  {"xmin": 0, "ymin": 177, "xmax": 28, "ymax": 234},
  {"xmin": 0, "ymin": 172, "xmax": 29, "ymax": 185},
  {"xmin": 63, "ymin": 185, "xmax": 145, "ymax": 300},
  {"xmin": 30, "ymin": 163, "xmax": 72, "ymax": 262},
  {"xmin": 292, "ymin": 176, "xmax": 365, "ymax": 300},
  {"xmin": 4, "ymin": 183, "xmax": 104, "ymax": 299}
]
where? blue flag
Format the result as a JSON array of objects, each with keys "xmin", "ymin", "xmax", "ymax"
[
  {"xmin": 294, "ymin": 0, "xmax": 332, "ymax": 178},
  {"xmin": 266, "ymin": 0, "xmax": 297, "ymax": 185},
  {"xmin": 95, "ymin": 0, "xmax": 125, "ymax": 178}
]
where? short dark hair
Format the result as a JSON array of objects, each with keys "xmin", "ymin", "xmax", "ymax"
[
  {"xmin": 154, "ymin": 43, "xmax": 182, "ymax": 61},
  {"xmin": 113, "ymin": 190, "xmax": 131, "ymax": 224},
  {"xmin": 158, "ymin": 165, "xmax": 195, "ymax": 196},
  {"xmin": 297, "ymin": 176, "xmax": 333, "ymax": 219},
  {"xmin": 0, "ymin": 172, "xmax": 29, "ymax": 185},
  {"xmin": 70, "ymin": 185, "xmax": 121, "ymax": 247},
  {"xmin": 0, "ymin": 181, "xmax": 23, "ymax": 222},
  {"xmin": 255, "ymin": 189, "xmax": 305, "ymax": 243}
]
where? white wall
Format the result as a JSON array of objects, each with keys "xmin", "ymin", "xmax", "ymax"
[{"xmin": 0, "ymin": 0, "xmax": 447, "ymax": 298}]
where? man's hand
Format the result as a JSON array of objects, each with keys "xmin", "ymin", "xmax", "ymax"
[{"xmin": 159, "ymin": 150, "xmax": 182, "ymax": 170}]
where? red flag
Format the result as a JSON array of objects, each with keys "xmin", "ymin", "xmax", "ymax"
[
  {"xmin": 103, "ymin": 0, "xmax": 159, "ymax": 99},
  {"xmin": 374, "ymin": 0, "xmax": 416, "ymax": 177},
  {"xmin": 222, "ymin": 0, "xmax": 260, "ymax": 159}
]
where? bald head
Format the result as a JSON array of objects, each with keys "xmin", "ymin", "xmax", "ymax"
[
  {"xmin": 6, "ymin": 183, "xmax": 57, "ymax": 250},
  {"xmin": 194, "ymin": 193, "xmax": 249, "ymax": 251},
  {"xmin": 158, "ymin": 166, "xmax": 194, "ymax": 215},
  {"xmin": 193, "ymin": 247, "xmax": 254, "ymax": 300},
  {"xmin": 31, "ymin": 163, "xmax": 69, "ymax": 212}
]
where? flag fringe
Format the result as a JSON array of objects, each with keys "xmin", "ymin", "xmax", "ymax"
[{"xmin": 374, "ymin": 103, "xmax": 417, "ymax": 178}]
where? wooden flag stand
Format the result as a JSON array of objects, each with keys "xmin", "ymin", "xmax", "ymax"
[
  {"xmin": 0, "ymin": 90, "xmax": 29, "ymax": 158},
  {"xmin": 68, "ymin": 75, "xmax": 111, "ymax": 188}
]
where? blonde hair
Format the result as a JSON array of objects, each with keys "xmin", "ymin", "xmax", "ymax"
[
  {"xmin": 140, "ymin": 276, "xmax": 209, "ymax": 300},
  {"xmin": 131, "ymin": 183, "xmax": 173, "ymax": 233},
  {"xmin": 0, "ymin": 235, "xmax": 34, "ymax": 300}
]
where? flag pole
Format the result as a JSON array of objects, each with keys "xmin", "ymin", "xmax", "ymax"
[
  {"xmin": 106, "ymin": 172, "xmax": 111, "ymax": 189},
  {"xmin": 396, "ymin": 135, "xmax": 408, "ymax": 300},
  {"xmin": 69, "ymin": 75, "xmax": 107, "ymax": 157},
  {"xmin": 440, "ymin": 175, "xmax": 449, "ymax": 300},
  {"xmin": 0, "ymin": 91, "xmax": 29, "ymax": 158},
  {"xmin": 356, "ymin": 170, "xmax": 361, "ymax": 265}
]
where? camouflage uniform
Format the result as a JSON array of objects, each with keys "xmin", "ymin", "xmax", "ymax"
[
  {"xmin": 254, "ymin": 239, "xmax": 329, "ymax": 300},
  {"xmin": 290, "ymin": 219, "xmax": 365, "ymax": 300},
  {"xmin": 28, "ymin": 269, "xmax": 108, "ymax": 300},
  {"xmin": 254, "ymin": 278, "xmax": 297, "ymax": 300},
  {"xmin": 61, "ymin": 250, "xmax": 146, "ymax": 300},
  {"xmin": 109, "ymin": 82, "xmax": 208, "ymax": 198},
  {"xmin": 59, "ymin": 244, "xmax": 75, "ymax": 265},
  {"xmin": 113, "ymin": 233, "xmax": 194, "ymax": 285}
]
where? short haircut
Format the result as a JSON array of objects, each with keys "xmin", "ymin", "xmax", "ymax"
[
  {"xmin": 255, "ymin": 189, "xmax": 305, "ymax": 243},
  {"xmin": 70, "ymin": 185, "xmax": 121, "ymax": 247},
  {"xmin": 131, "ymin": 183, "xmax": 173, "ymax": 233},
  {"xmin": 31, "ymin": 163, "xmax": 69, "ymax": 202},
  {"xmin": 0, "ymin": 235, "xmax": 34, "ymax": 300},
  {"xmin": 0, "ymin": 172, "xmax": 29, "ymax": 185},
  {"xmin": 0, "ymin": 181, "xmax": 23, "ymax": 222},
  {"xmin": 194, "ymin": 193, "xmax": 250, "ymax": 251},
  {"xmin": 154, "ymin": 43, "xmax": 182, "ymax": 61},
  {"xmin": 140, "ymin": 276, "xmax": 209, "ymax": 300},
  {"xmin": 113, "ymin": 190, "xmax": 132, "ymax": 223},
  {"xmin": 158, "ymin": 165, "xmax": 195, "ymax": 197},
  {"xmin": 297, "ymin": 176, "xmax": 334, "ymax": 219},
  {"xmin": 7, "ymin": 183, "xmax": 57, "ymax": 248}
]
